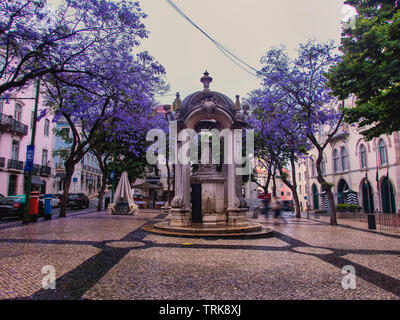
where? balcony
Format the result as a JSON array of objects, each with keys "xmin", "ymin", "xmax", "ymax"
[
  {"xmin": 8, "ymin": 159, "xmax": 24, "ymax": 171},
  {"xmin": 40, "ymin": 165, "xmax": 51, "ymax": 176},
  {"xmin": 330, "ymin": 125, "xmax": 349, "ymax": 143},
  {"xmin": 32, "ymin": 164, "xmax": 40, "ymax": 174},
  {"xmin": 0, "ymin": 113, "xmax": 29, "ymax": 136},
  {"xmin": 0, "ymin": 157, "xmax": 5, "ymax": 168}
]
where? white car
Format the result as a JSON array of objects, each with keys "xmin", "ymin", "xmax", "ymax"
[{"xmin": 39, "ymin": 195, "xmax": 60, "ymax": 208}]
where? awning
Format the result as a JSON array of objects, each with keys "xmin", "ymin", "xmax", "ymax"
[{"xmin": 31, "ymin": 175, "xmax": 44, "ymax": 185}]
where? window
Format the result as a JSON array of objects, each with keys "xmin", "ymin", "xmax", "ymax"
[
  {"xmin": 44, "ymin": 119, "xmax": 50, "ymax": 136},
  {"xmin": 0, "ymin": 96, "xmax": 3, "ymax": 114},
  {"xmin": 341, "ymin": 147, "xmax": 348, "ymax": 171},
  {"xmin": 11, "ymin": 140, "xmax": 19, "ymax": 160},
  {"xmin": 300, "ymin": 185, "xmax": 302, "ymax": 194},
  {"xmin": 321, "ymin": 157, "xmax": 326, "ymax": 175},
  {"xmin": 60, "ymin": 127, "xmax": 70, "ymax": 138},
  {"xmin": 42, "ymin": 149, "xmax": 48, "ymax": 166},
  {"xmin": 379, "ymin": 139, "xmax": 387, "ymax": 165},
  {"xmin": 14, "ymin": 103, "xmax": 22, "ymax": 122},
  {"xmin": 287, "ymin": 192, "xmax": 291, "ymax": 196},
  {"xmin": 360, "ymin": 144, "xmax": 367, "ymax": 168},
  {"xmin": 281, "ymin": 191, "xmax": 284, "ymax": 196},
  {"xmin": 299, "ymin": 172, "xmax": 301, "ymax": 181},
  {"xmin": 333, "ymin": 149, "xmax": 340, "ymax": 172},
  {"xmin": 311, "ymin": 158, "xmax": 316, "ymax": 177}
]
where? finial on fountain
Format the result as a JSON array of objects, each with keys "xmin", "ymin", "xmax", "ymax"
[{"xmin": 201, "ymin": 71, "xmax": 213, "ymax": 91}]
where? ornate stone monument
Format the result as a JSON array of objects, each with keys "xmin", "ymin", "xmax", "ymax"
[{"xmin": 148, "ymin": 72, "xmax": 270, "ymax": 237}]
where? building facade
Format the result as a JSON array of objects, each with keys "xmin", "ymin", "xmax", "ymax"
[
  {"xmin": 53, "ymin": 120, "xmax": 102, "ymax": 196},
  {"xmin": 297, "ymin": 98, "xmax": 400, "ymax": 214},
  {"xmin": 0, "ymin": 84, "xmax": 55, "ymax": 196}
]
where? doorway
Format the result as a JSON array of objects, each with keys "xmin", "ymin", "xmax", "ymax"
[
  {"xmin": 191, "ymin": 184, "xmax": 202, "ymax": 223},
  {"xmin": 362, "ymin": 180, "xmax": 374, "ymax": 213}
]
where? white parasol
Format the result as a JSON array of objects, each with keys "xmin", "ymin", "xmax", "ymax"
[{"xmin": 108, "ymin": 171, "xmax": 138, "ymax": 215}]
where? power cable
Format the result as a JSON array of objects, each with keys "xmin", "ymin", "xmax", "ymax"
[{"xmin": 165, "ymin": 0, "xmax": 261, "ymax": 78}]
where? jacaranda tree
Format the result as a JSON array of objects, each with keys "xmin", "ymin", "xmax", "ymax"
[
  {"xmin": 252, "ymin": 40, "xmax": 343, "ymax": 225},
  {"xmin": 0, "ymin": 0, "xmax": 148, "ymax": 96},
  {"xmin": 248, "ymin": 89, "xmax": 311, "ymax": 218},
  {"xmin": 38, "ymin": 6, "xmax": 168, "ymax": 217}
]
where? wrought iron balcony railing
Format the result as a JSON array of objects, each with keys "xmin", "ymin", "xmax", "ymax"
[
  {"xmin": 40, "ymin": 165, "xmax": 51, "ymax": 176},
  {"xmin": 0, "ymin": 113, "xmax": 29, "ymax": 136},
  {"xmin": 7, "ymin": 159, "xmax": 24, "ymax": 171}
]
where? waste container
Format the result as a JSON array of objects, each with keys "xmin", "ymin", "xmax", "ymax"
[
  {"xmin": 29, "ymin": 191, "xmax": 40, "ymax": 222},
  {"xmin": 44, "ymin": 194, "xmax": 52, "ymax": 220},
  {"xmin": 367, "ymin": 214, "xmax": 376, "ymax": 230}
]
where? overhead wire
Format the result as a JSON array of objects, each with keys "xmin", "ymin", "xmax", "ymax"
[{"xmin": 165, "ymin": 0, "xmax": 261, "ymax": 78}]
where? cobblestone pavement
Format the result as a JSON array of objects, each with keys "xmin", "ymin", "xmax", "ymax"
[{"xmin": 0, "ymin": 210, "xmax": 399, "ymax": 300}]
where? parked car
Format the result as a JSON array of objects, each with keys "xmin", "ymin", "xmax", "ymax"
[
  {"xmin": 0, "ymin": 195, "xmax": 25, "ymax": 220},
  {"xmin": 133, "ymin": 194, "xmax": 148, "ymax": 209},
  {"xmin": 282, "ymin": 200, "xmax": 294, "ymax": 212},
  {"xmin": 39, "ymin": 194, "xmax": 60, "ymax": 208},
  {"xmin": 66, "ymin": 193, "xmax": 89, "ymax": 209}
]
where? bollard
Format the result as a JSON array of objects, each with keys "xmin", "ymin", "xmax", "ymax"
[
  {"xmin": 29, "ymin": 191, "xmax": 40, "ymax": 222},
  {"xmin": 44, "ymin": 194, "xmax": 52, "ymax": 220},
  {"xmin": 367, "ymin": 214, "xmax": 376, "ymax": 230}
]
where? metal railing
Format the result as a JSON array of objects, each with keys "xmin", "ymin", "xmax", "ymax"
[
  {"xmin": 7, "ymin": 159, "xmax": 24, "ymax": 171},
  {"xmin": 40, "ymin": 165, "xmax": 51, "ymax": 176},
  {"xmin": 375, "ymin": 213, "xmax": 400, "ymax": 231},
  {"xmin": 0, "ymin": 113, "xmax": 28, "ymax": 136}
]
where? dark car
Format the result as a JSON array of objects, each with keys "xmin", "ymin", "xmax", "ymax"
[
  {"xmin": 66, "ymin": 193, "xmax": 89, "ymax": 209},
  {"xmin": 282, "ymin": 200, "xmax": 294, "ymax": 212},
  {"xmin": 0, "ymin": 195, "xmax": 25, "ymax": 220}
]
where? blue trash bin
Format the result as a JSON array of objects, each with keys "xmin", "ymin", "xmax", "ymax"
[{"xmin": 44, "ymin": 194, "xmax": 52, "ymax": 220}]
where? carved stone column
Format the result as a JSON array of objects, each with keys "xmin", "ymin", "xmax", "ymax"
[
  {"xmin": 226, "ymin": 128, "xmax": 247, "ymax": 227},
  {"xmin": 170, "ymin": 138, "xmax": 191, "ymax": 227}
]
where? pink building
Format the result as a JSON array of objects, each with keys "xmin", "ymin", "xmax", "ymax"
[{"xmin": 0, "ymin": 83, "xmax": 55, "ymax": 196}]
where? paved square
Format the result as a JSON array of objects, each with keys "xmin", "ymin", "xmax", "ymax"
[{"xmin": 0, "ymin": 210, "xmax": 399, "ymax": 300}]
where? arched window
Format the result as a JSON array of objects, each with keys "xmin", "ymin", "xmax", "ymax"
[
  {"xmin": 333, "ymin": 149, "xmax": 340, "ymax": 172},
  {"xmin": 44, "ymin": 119, "xmax": 50, "ymax": 136},
  {"xmin": 14, "ymin": 103, "xmax": 22, "ymax": 122},
  {"xmin": 379, "ymin": 139, "xmax": 387, "ymax": 165},
  {"xmin": 311, "ymin": 158, "xmax": 316, "ymax": 177},
  {"xmin": 360, "ymin": 144, "xmax": 367, "ymax": 168},
  {"xmin": 341, "ymin": 147, "xmax": 348, "ymax": 171},
  {"xmin": 321, "ymin": 157, "xmax": 326, "ymax": 175}
]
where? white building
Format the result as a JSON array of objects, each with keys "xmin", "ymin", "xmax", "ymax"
[{"xmin": 297, "ymin": 97, "xmax": 399, "ymax": 214}]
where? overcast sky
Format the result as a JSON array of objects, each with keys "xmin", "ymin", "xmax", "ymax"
[{"xmin": 48, "ymin": 0, "xmax": 351, "ymax": 106}]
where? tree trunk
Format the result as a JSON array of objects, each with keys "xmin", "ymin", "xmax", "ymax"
[
  {"xmin": 272, "ymin": 169, "xmax": 277, "ymax": 198},
  {"xmin": 97, "ymin": 171, "xmax": 107, "ymax": 211},
  {"xmin": 326, "ymin": 188, "xmax": 337, "ymax": 225},
  {"xmin": 290, "ymin": 154, "xmax": 301, "ymax": 218},
  {"xmin": 60, "ymin": 164, "xmax": 74, "ymax": 218}
]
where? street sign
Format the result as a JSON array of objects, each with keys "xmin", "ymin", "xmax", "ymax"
[
  {"xmin": 304, "ymin": 196, "xmax": 308, "ymax": 200},
  {"xmin": 73, "ymin": 177, "xmax": 78, "ymax": 183},
  {"xmin": 24, "ymin": 145, "xmax": 35, "ymax": 172}
]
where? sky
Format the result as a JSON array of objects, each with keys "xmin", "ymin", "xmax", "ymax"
[{"xmin": 48, "ymin": 0, "xmax": 352, "ymax": 106}]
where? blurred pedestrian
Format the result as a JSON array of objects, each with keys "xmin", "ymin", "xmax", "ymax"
[{"xmin": 261, "ymin": 197, "xmax": 270, "ymax": 218}]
